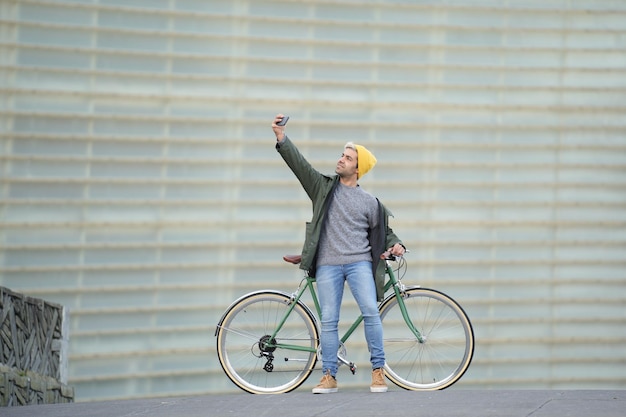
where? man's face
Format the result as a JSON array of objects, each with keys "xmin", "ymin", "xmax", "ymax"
[{"xmin": 336, "ymin": 147, "xmax": 358, "ymax": 178}]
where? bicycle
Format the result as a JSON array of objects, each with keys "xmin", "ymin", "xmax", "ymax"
[{"xmin": 215, "ymin": 251, "xmax": 474, "ymax": 394}]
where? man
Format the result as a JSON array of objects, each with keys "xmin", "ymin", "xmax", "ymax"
[{"xmin": 272, "ymin": 114, "xmax": 406, "ymax": 394}]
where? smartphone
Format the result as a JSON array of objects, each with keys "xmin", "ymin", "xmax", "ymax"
[{"xmin": 276, "ymin": 115, "xmax": 290, "ymax": 126}]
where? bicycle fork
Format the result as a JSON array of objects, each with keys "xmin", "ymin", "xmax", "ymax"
[{"xmin": 386, "ymin": 269, "xmax": 426, "ymax": 344}]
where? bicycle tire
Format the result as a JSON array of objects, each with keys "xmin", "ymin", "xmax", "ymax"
[
  {"xmin": 215, "ymin": 291, "xmax": 319, "ymax": 394},
  {"xmin": 379, "ymin": 287, "xmax": 474, "ymax": 390}
]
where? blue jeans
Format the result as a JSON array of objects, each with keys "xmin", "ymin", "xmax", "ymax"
[{"xmin": 316, "ymin": 261, "xmax": 385, "ymax": 377}]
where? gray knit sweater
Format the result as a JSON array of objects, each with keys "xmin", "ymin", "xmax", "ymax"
[{"xmin": 316, "ymin": 182, "xmax": 379, "ymax": 267}]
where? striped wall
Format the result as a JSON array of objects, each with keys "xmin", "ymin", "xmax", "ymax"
[{"xmin": 0, "ymin": 0, "xmax": 625, "ymax": 401}]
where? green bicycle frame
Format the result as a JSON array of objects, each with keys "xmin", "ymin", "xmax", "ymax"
[
  {"xmin": 335, "ymin": 263, "xmax": 425, "ymax": 345},
  {"xmin": 266, "ymin": 261, "xmax": 424, "ymax": 353}
]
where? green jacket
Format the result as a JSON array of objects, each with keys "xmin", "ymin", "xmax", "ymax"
[{"xmin": 276, "ymin": 136, "xmax": 403, "ymax": 301}]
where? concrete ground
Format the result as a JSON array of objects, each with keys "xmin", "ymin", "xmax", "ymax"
[{"xmin": 2, "ymin": 390, "xmax": 624, "ymax": 417}]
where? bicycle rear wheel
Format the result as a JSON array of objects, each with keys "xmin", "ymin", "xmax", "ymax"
[
  {"xmin": 379, "ymin": 287, "xmax": 474, "ymax": 390},
  {"xmin": 215, "ymin": 291, "xmax": 319, "ymax": 394}
]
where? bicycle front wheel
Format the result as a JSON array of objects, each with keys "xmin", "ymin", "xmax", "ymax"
[
  {"xmin": 379, "ymin": 287, "xmax": 474, "ymax": 390},
  {"xmin": 215, "ymin": 291, "xmax": 319, "ymax": 394}
]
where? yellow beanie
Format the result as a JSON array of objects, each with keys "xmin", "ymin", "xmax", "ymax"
[{"xmin": 354, "ymin": 144, "xmax": 377, "ymax": 179}]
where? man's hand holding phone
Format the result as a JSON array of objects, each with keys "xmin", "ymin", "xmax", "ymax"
[{"xmin": 273, "ymin": 114, "xmax": 289, "ymax": 142}]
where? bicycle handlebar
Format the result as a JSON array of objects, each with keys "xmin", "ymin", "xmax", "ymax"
[
  {"xmin": 380, "ymin": 250, "xmax": 402, "ymax": 261},
  {"xmin": 380, "ymin": 249, "xmax": 409, "ymax": 261},
  {"xmin": 283, "ymin": 251, "xmax": 403, "ymax": 265}
]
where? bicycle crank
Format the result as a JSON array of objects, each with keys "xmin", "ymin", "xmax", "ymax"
[
  {"xmin": 317, "ymin": 342, "xmax": 357, "ymax": 375},
  {"xmin": 337, "ymin": 354, "xmax": 357, "ymax": 375}
]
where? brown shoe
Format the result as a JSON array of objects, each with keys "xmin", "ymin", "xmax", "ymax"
[
  {"xmin": 370, "ymin": 367, "xmax": 388, "ymax": 393},
  {"xmin": 312, "ymin": 370, "xmax": 338, "ymax": 394}
]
